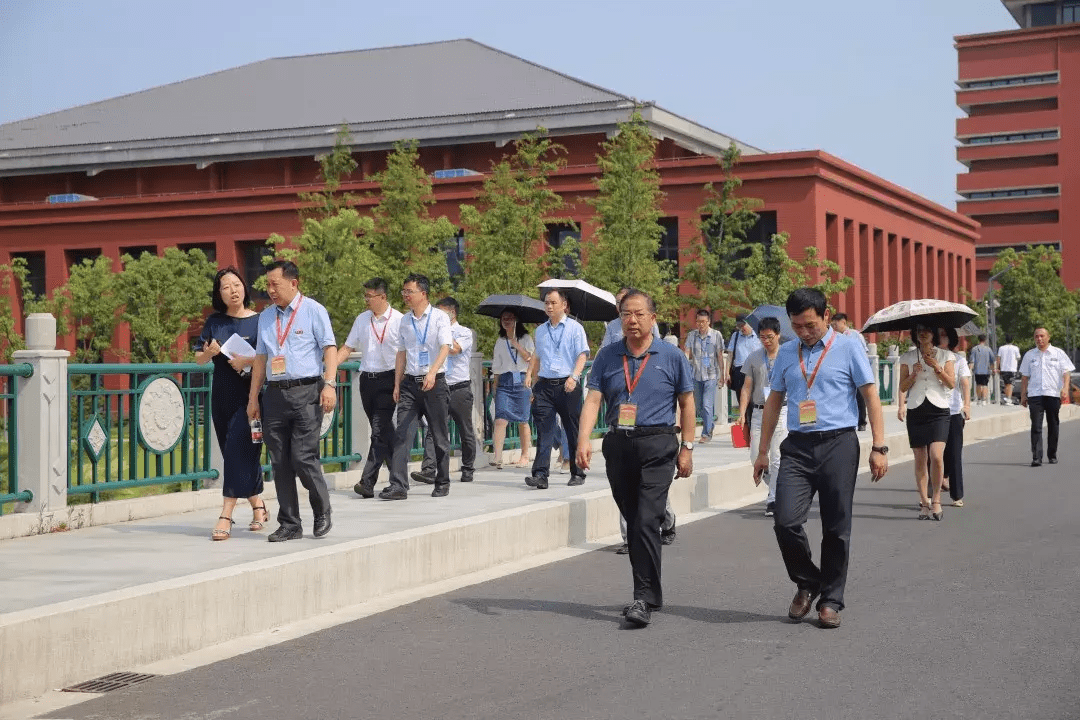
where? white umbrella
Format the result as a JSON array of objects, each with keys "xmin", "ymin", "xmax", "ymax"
[
  {"xmin": 536, "ymin": 279, "xmax": 618, "ymax": 322},
  {"xmin": 861, "ymin": 299, "xmax": 977, "ymax": 334}
]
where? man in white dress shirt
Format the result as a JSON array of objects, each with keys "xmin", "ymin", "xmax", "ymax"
[
  {"xmin": 1019, "ymin": 327, "xmax": 1075, "ymax": 467},
  {"xmin": 385, "ymin": 273, "xmax": 454, "ymax": 499},
  {"xmin": 997, "ymin": 335, "xmax": 1021, "ymax": 405},
  {"xmin": 412, "ymin": 297, "xmax": 478, "ymax": 485},
  {"xmin": 337, "ymin": 278, "xmax": 403, "ymax": 498}
]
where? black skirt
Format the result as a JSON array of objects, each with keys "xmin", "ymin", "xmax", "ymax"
[{"xmin": 906, "ymin": 400, "xmax": 951, "ymax": 447}]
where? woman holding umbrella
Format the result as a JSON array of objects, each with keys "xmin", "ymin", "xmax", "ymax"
[
  {"xmin": 897, "ymin": 324, "xmax": 956, "ymax": 520},
  {"xmin": 489, "ymin": 310, "xmax": 535, "ymax": 469}
]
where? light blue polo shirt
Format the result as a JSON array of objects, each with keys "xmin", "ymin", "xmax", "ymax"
[
  {"xmin": 536, "ymin": 315, "xmax": 589, "ymax": 379},
  {"xmin": 769, "ymin": 328, "xmax": 874, "ymax": 432},
  {"xmin": 728, "ymin": 329, "xmax": 762, "ymax": 367},
  {"xmin": 255, "ymin": 293, "xmax": 336, "ymax": 381},
  {"xmin": 588, "ymin": 339, "xmax": 694, "ymax": 428}
]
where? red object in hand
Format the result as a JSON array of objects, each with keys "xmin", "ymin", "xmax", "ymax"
[{"xmin": 731, "ymin": 424, "xmax": 750, "ymax": 448}]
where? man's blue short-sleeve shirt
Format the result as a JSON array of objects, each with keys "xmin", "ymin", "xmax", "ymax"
[{"xmin": 588, "ymin": 338, "xmax": 694, "ymax": 428}]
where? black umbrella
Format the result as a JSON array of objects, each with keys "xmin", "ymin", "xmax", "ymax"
[
  {"xmin": 744, "ymin": 304, "xmax": 796, "ymax": 344},
  {"xmin": 476, "ymin": 294, "xmax": 548, "ymax": 325},
  {"xmin": 537, "ymin": 279, "xmax": 618, "ymax": 322}
]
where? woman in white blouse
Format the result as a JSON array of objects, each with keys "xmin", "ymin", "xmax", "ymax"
[
  {"xmin": 897, "ymin": 325, "xmax": 956, "ymax": 520},
  {"xmin": 489, "ymin": 310, "xmax": 535, "ymax": 469},
  {"xmin": 940, "ymin": 328, "xmax": 970, "ymax": 507}
]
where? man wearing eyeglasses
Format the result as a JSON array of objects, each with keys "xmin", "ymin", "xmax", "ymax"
[
  {"xmin": 337, "ymin": 277, "xmax": 403, "ymax": 498},
  {"xmin": 524, "ymin": 288, "xmax": 590, "ymax": 489},
  {"xmin": 384, "ymin": 273, "xmax": 454, "ymax": 499},
  {"xmin": 578, "ymin": 289, "xmax": 695, "ymax": 627}
]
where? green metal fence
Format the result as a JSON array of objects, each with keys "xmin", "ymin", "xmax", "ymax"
[
  {"xmin": 0, "ymin": 363, "xmax": 35, "ymax": 515},
  {"xmin": 67, "ymin": 363, "xmax": 217, "ymax": 500},
  {"xmin": 311, "ymin": 360, "xmax": 362, "ymax": 472},
  {"xmin": 878, "ymin": 358, "xmax": 896, "ymax": 405}
]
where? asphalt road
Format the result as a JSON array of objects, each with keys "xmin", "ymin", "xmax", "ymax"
[{"xmin": 46, "ymin": 422, "xmax": 1080, "ymax": 720}]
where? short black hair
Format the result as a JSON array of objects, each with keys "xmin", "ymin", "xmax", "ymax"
[
  {"xmin": 266, "ymin": 259, "xmax": 299, "ymax": 280},
  {"xmin": 945, "ymin": 327, "xmax": 959, "ymax": 351},
  {"xmin": 758, "ymin": 316, "xmax": 782, "ymax": 336},
  {"xmin": 210, "ymin": 266, "xmax": 252, "ymax": 313},
  {"xmin": 831, "ymin": 312, "xmax": 849, "ymax": 323},
  {"xmin": 696, "ymin": 308, "xmax": 711, "ymax": 319},
  {"xmin": 1003, "ymin": 333, "xmax": 1013, "ymax": 343},
  {"xmin": 435, "ymin": 296, "xmax": 459, "ymax": 314},
  {"xmin": 618, "ymin": 288, "xmax": 656, "ymax": 314},
  {"xmin": 977, "ymin": 333, "xmax": 986, "ymax": 342},
  {"xmin": 403, "ymin": 273, "xmax": 430, "ymax": 294},
  {"xmin": 910, "ymin": 325, "xmax": 944, "ymax": 346},
  {"xmin": 364, "ymin": 277, "xmax": 388, "ymax": 296},
  {"xmin": 786, "ymin": 288, "xmax": 828, "ymax": 318}
]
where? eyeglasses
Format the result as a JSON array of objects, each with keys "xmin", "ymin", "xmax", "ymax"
[
  {"xmin": 619, "ymin": 311, "xmax": 653, "ymax": 321},
  {"xmin": 364, "ymin": 293, "xmax": 385, "ymax": 300},
  {"xmin": 401, "ymin": 289, "xmax": 422, "ymax": 297}
]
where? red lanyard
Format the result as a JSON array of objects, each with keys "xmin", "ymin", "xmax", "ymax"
[
  {"xmin": 798, "ymin": 332, "xmax": 835, "ymax": 393},
  {"xmin": 370, "ymin": 310, "xmax": 389, "ymax": 344},
  {"xmin": 622, "ymin": 352, "xmax": 652, "ymax": 400},
  {"xmin": 275, "ymin": 295, "xmax": 303, "ymax": 348}
]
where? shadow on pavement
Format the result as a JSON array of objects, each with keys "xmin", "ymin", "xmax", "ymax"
[{"xmin": 451, "ymin": 597, "xmax": 780, "ymax": 625}]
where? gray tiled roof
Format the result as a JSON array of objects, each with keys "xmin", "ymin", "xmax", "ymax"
[{"xmin": 0, "ymin": 40, "xmax": 631, "ymax": 150}]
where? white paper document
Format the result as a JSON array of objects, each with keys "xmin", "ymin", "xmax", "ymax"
[{"xmin": 219, "ymin": 333, "xmax": 257, "ymax": 360}]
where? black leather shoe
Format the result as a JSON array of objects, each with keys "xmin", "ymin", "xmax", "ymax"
[
  {"xmin": 615, "ymin": 543, "xmax": 629, "ymax": 555},
  {"xmin": 1049, "ymin": 457, "xmax": 1058, "ymax": 464},
  {"xmin": 525, "ymin": 475, "xmax": 548, "ymax": 489},
  {"xmin": 379, "ymin": 487, "xmax": 408, "ymax": 501},
  {"xmin": 1031, "ymin": 459, "xmax": 1042, "ymax": 467},
  {"xmin": 622, "ymin": 600, "xmax": 661, "ymax": 616},
  {"xmin": 313, "ymin": 514, "xmax": 332, "ymax": 538},
  {"xmin": 268, "ymin": 526, "xmax": 302, "ymax": 543},
  {"xmin": 353, "ymin": 482, "xmax": 374, "ymax": 499},
  {"xmin": 661, "ymin": 516, "xmax": 676, "ymax": 546},
  {"xmin": 567, "ymin": 475, "xmax": 585, "ymax": 486},
  {"xmin": 624, "ymin": 599, "xmax": 652, "ymax": 627},
  {"xmin": 431, "ymin": 484, "xmax": 449, "ymax": 497},
  {"xmin": 411, "ymin": 471, "xmax": 435, "ymax": 485},
  {"xmin": 460, "ymin": 472, "xmax": 474, "ymax": 482}
]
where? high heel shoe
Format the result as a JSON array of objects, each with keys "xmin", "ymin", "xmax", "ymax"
[
  {"xmin": 931, "ymin": 502, "xmax": 944, "ymax": 521},
  {"xmin": 249, "ymin": 504, "xmax": 268, "ymax": 532},
  {"xmin": 918, "ymin": 501, "xmax": 931, "ymax": 520}
]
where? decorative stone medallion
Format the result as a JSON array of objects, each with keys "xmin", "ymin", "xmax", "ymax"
[
  {"xmin": 83, "ymin": 416, "xmax": 108, "ymax": 461},
  {"xmin": 320, "ymin": 406, "xmax": 336, "ymax": 439},
  {"xmin": 138, "ymin": 377, "xmax": 187, "ymax": 453}
]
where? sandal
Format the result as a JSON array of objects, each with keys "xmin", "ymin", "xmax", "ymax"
[
  {"xmin": 488, "ymin": 461, "xmax": 503, "ymax": 470},
  {"xmin": 918, "ymin": 501, "xmax": 931, "ymax": 520},
  {"xmin": 212, "ymin": 516, "xmax": 234, "ymax": 541},
  {"xmin": 249, "ymin": 504, "xmax": 268, "ymax": 532}
]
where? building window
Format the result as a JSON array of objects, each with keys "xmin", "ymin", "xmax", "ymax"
[
  {"xmin": 237, "ymin": 240, "xmax": 272, "ymax": 298},
  {"xmin": 656, "ymin": 218, "xmax": 679, "ymax": 268},
  {"xmin": 959, "ymin": 72, "xmax": 1058, "ymax": 90},
  {"xmin": 962, "ymin": 129, "xmax": 1059, "ymax": 145},
  {"xmin": 1030, "ymin": 2, "xmax": 1058, "ymax": 25},
  {"xmin": 11, "ymin": 251, "xmax": 46, "ymax": 298},
  {"xmin": 546, "ymin": 223, "xmax": 581, "ymax": 277},
  {"xmin": 1065, "ymin": 1, "xmax": 1080, "ymax": 22},
  {"xmin": 178, "ymin": 242, "xmax": 217, "ymax": 264},
  {"xmin": 65, "ymin": 248, "xmax": 101, "ymax": 272},
  {"xmin": 120, "ymin": 245, "xmax": 157, "ymax": 264},
  {"xmin": 962, "ymin": 186, "xmax": 1060, "ymax": 201},
  {"xmin": 975, "ymin": 241, "xmax": 1060, "ymax": 258},
  {"xmin": 446, "ymin": 230, "xmax": 465, "ymax": 287}
]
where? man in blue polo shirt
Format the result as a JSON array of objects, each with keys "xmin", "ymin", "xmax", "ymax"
[
  {"xmin": 754, "ymin": 288, "xmax": 888, "ymax": 629},
  {"xmin": 247, "ymin": 260, "xmax": 338, "ymax": 542},
  {"xmin": 525, "ymin": 288, "xmax": 590, "ymax": 489},
  {"xmin": 578, "ymin": 289, "xmax": 695, "ymax": 628}
]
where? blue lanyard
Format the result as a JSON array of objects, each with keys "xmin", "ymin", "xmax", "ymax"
[
  {"xmin": 411, "ymin": 309, "xmax": 432, "ymax": 346},
  {"xmin": 546, "ymin": 321, "xmax": 566, "ymax": 353},
  {"xmin": 696, "ymin": 331, "xmax": 710, "ymax": 354},
  {"xmin": 764, "ymin": 353, "xmax": 775, "ymax": 381},
  {"xmin": 505, "ymin": 338, "xmax": 518, "ymax": 364}
]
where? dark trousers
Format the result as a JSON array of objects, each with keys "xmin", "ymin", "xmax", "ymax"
[
  {"xmin": 531, "ymin": 379, "xmax": 583, "ymax": 479},
  {"xmin": 603, "ymin": 432, "xmax": 678, "ymax": 607},
  {"xmin": 773, "ymin": 429, "xmax": 859, "ymax": 612},
  {"xmin": 263, "ymin": 382, "xmax": 332, "ymax": 530},
  {"xmin": 943, "ymin": 413, "xmax": 965, "ymax": 501},
  {"xmin": 730, "ymin": 366, "xmax": 746, "ymax": 396},
  {"xmin": 1028, "ymin": 395, "xmax": 1062, "ymax": 462},
  {"xmin": 421, "ymin": 381, "xmax": 477, "ymax": 478},
  {"xmin": 855, "ymin": 388, "xmax": 867, "ymax": 428},
  {"xmin": 390, "ymin": 375, "xmax": 450, "ymax": 491},
  {"xmin": 358, "ymin": 371, "xmax": 396, "ymax": 491}
]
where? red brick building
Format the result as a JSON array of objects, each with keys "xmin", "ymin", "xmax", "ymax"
[
  {"xmin": 956, "ymin": 0, "xmax": 1080, "ymax": 294},
  {"xmin": 0, "ymin": 40, "xmax": 977, "ymax": 348}
]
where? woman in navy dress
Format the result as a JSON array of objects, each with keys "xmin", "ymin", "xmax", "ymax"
[{"xmin": 196, "ymin": 267, "xmax": 266, "ymax": 540}]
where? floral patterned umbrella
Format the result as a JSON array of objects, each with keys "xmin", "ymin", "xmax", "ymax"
[{"xmin": 860, "ymin": 299, "xmax": 976, "ymax": 334}]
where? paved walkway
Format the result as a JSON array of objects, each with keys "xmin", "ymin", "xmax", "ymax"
[{"xmin": 0, "ymin": 402, "xmax": 1032, "ymax": 614}]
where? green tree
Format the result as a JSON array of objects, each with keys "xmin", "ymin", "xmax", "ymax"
[
  {"xmin": 582, "ymin": 110, "xmax": 676, "ymax": 320},
  {"xmin": 741, "ymin": 232, "xmax": 853, "ymax": 308},
  {"xmin": 682, "ymin": 145, "xmax": 761, "ymax": 316},
  {"xmin": 0, "ymin": 264, "xmax": 24, "ymax": 363},
  {"xmin": 367, "ymin": 139, "xmax": 457, "ymax": 304},
  {"xmin": 992, "ymin": 245, "xmax": 1079, "ymax": 350},
  {"xmin": 0, "ymin": 257, "xmax": 72, "ymax": 362},
  {"xmin": 60, "ymin": 256, "xmax": 124, "ymax": 364},
  {"xmin": 458, "ymin": 129, "xmax": 577, "ymax": 352},
  {"xmin": 118, "ymin": 248, "xmax": 215, "ymax": 363}
]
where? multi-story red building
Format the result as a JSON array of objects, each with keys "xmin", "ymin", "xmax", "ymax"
[
  {"xmin": 956, "ymin": 0, "xmax": 1080, "ymax": 294},
  {"xmin": 0, "ymin": 40, "xmax": 977, "ymax": 349}
]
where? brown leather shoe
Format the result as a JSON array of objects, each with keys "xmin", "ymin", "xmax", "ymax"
[
  {"xmin": 787, "ymin": 589, "xmax": 816, "ymax": 620},
  {"xmin": 818, "ymin": 606, "xmax": 841, "ymax": 628}
]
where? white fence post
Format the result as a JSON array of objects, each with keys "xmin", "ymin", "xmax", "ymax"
[
  {"xmin": 12, "ymin": 314, "xmax": 70, "ymax": 516},
  {"xmin": 349, "ymin": 351, "xmax": 368, "ymax": 470},
  {"xmin": 469, "ymin": 351, "xmax": 487, "ymax": 465}
]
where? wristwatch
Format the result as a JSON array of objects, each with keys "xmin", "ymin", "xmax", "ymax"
[
  {"xmin": 681, "ymin": 441, "xmax": 695, "ymax": 451},
  {"xmin": 872, "ymin": 445, "xmax": 889, "ymax": 455}
]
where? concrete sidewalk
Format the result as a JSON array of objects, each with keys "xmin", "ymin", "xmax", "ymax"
[{"xmin": 0, "ymin": 401, "xmax": 1068, "ymax": 706}]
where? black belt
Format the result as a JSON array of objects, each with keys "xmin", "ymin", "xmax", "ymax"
[
  {"xmin": 406, "ymin": 372, "xmax": 444, "ymax": 384},
  {"xmin": 753, "ymin": 404, "xmax": 765, "ymax": 409},
  {"xmin": 788, "ymin": 427, "xmax": 855, "ymax": 441},
  {"xmin": 540, "ymin": 376, "xmax": 569, "ymax": 384},
  {"xmin": 267, "ymin": 376, "xmax": 321, "ymax": 389},
  {"xmin": 360, "ymin": 370, "xmax": 395, "ymax": 379},
  {"xmin": 608, "ymin": 425, "xmax": 678, "ymax": 438},
  {"xmin": 448, "ymin": 380, "xmax": 471, "ymax": 391}
]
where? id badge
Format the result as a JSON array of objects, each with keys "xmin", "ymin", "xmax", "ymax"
[
  {"xmin": 798, "ymin": 399, "xmax": 817, "ymax": 426},
  {"xmin": 617, "ymin": 403, "xmax": 638, "ymax": 428},
  {"xmin": 270, "ymin": 355, "xmax": 287, "ymax": 377},
  {"xmin": 418, "ymin": 350, "xmax": 430, "ymax": 372}
]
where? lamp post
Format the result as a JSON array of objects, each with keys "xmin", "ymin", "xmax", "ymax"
[{"xmin": 984, "ymin": 265, "xmax": 1015, "ymax": 405}]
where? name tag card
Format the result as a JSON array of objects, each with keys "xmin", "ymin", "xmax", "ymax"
[
  {"xmin": 798, "ymin": 399, "xmax": 817, "ymax": 426},
  {"xmin": 418, "ymin": 350, "xmax": 430, "ymax": 373},
  {"xmin": 617, "ymin": 403, "xmax": 638, "ymax": 428},
  {"xmin": 271, "ymin": 355, "xmax": 287, "ymax": 377}
]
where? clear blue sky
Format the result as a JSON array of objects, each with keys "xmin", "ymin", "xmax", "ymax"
[{"xmin": 0, "ymin": 0, "xmax": 1015, "ymax": 209}]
